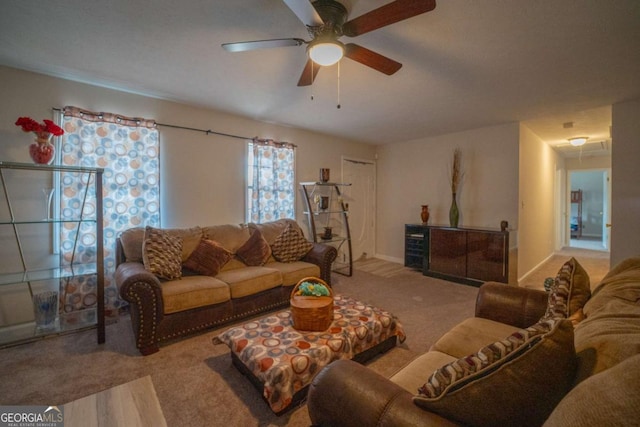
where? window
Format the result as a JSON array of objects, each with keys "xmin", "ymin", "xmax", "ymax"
[{"xmin": 247, "ymin": 138, "xmax": 295, "ymax": 223}]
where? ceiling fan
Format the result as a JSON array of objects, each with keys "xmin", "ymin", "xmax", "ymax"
[{"xmin": 222, "ymin": 0, "xmax": 436, "ymax": 86}]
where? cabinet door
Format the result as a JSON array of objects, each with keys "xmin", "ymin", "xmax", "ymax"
[
  {"xmin": 467, "ymin": 231, "xmax": 507, "ymax": 282},
  {"xmin": 429, "ymin": 228, "xmax": 466, "ymax": 277}
]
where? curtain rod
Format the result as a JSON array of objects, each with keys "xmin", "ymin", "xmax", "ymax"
[
  {"xmin": 156, "ymin": 122, "xmax": 253, "ymax": 141},
  {"xmin": 53, "ymin": 107, "xmax": 252, "ymax": 141}
]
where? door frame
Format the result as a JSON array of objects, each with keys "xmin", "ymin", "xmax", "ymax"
[{"xmin": 341, "ymin": 156, "xmax": 376, "ymax": 261}]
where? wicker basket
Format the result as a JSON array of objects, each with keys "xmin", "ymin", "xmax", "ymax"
[{"xmin": 290, "ymin": 277, "xmax": 334, "ymax": 332}]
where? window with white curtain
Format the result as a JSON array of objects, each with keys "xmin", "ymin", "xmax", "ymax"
[
  {"xmin": 247, "ymin": 138, "xmax": 295, "ymax": 223},
  {"xmin": 59, "ymin": 106, "xmax": 159, "ymax": 317}
]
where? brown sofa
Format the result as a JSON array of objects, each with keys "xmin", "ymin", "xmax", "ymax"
[
  {"xmin": 115, "ymin": 219, "xmax": 337, "ymax": 355},
  {"xmin": 308, "ymin": 257, "xmax": 640, "ymax": 426}
]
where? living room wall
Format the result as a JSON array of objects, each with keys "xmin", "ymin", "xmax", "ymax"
[
  {"xmin": 0, "ymin": 65, "xmax": 376, "ymax": 228},
  {"xmin": 375, "ymin": 123, "xmax": 520, "ymax": 264}
]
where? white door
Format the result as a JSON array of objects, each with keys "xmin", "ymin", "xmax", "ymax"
[
  {"xmin": 341, "ymin": 157, "xmax": 376, "ymax": 261},
  {"xmin": 603, "ymin": 169, "xmax": 612, "ymax": 249}
]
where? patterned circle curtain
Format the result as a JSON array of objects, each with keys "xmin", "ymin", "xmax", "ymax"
[{"xmin": 60, "ymin": 106, "xmax": 159, "ymax": 317}]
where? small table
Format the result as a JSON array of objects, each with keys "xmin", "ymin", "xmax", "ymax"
[{"xmin": 213, "ymin": 294, "xmax": 405, "ymax": 414}]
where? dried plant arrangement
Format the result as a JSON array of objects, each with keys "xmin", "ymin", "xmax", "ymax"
[{"xmin": 449, "ymin": 148, "xmax": 464, "ymax": 195}]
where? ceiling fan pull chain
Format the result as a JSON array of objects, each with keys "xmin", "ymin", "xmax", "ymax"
[
  {"xmin": 310, "ymin": 60, "xmax": 315, "ymax": 100},
  {"xmin": 337, "ymin": 61, "xmax": 341, "ymax": 109}
]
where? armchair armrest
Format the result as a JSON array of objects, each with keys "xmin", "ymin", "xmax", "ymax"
[
  {"xmin": 308, "ymin": 360, "xmax": 458, "ymax": 427},
  {"xmin": 475, "ymin": 282, "xmax": 549, "ymax": 329},
  {"xmin": 302, "ymin": 242, "xmax": 337, "ymax": 285},
  {"xmin": 115, "ymin": 262, "xmax": 164, "ymax": 355}
]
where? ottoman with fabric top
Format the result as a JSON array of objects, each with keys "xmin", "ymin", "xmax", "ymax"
[{"xmin": 213, "ymin": 294, "xmax": 405, "ymax": 414}]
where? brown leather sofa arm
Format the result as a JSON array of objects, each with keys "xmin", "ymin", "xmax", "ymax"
[
  {"xmin": 308, "ymin": 360, "xmax": 458, "ymax": 427},
  {"xmin": 115, "ymin": 262, "xmax": 164, "ymax": 355},
  {"xmin": 475, "ymin": 282, "xmax": 549, "ymax": 329},
  {"xmin": 302, "ymin": 243, "xmax": 338, "ymax": 285}
]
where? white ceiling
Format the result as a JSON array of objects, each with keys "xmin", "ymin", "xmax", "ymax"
[{"xmin": 1, "ymin": 0, "xmax": 639, "ymax": 148}]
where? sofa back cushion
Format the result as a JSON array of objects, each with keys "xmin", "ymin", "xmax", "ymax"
[
  {"xmin": 573, "ymin": 257, "xmax": 640, "ymax": 383},
  {"xmin": 202, "ymin": 224, "xmax": 250, "ymax": 254},
  {"xmin": 414, "ymin": 319, "xmax": 576, "ymax": 427},
  {"xmin": 121, "ymin": 226, "xmax": 202, "ymax": 263},
  {"xmin": 249, "ymin": 219, "xmax": 304, "ymax": 245}
]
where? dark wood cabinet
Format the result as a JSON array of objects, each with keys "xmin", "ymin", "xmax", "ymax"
[{"xmin": 405, "ymin": 224, "xmax": 509, "ymax": 286}]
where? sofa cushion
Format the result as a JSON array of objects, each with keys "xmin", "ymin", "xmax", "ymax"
[
  {"xmin": 430, "ymin": 317, "xmax": 520, "ymax": 359},
  {"xmin": 161, "ymin": 275, "xmax": 231, "ymax": 314},
  {"xmin": 572, "ymin": 258, "xmax": 640, "ymax": 383},
  {"xmin": 236, "ymin": 229, "xmax": 272, "ymax": 266},
  {"xmin": 202, "ymin": 224, "xmax": 251, "ymax": 254},
  {"xmin": 542, "ymin": 257, "xmax": 590, "ymax": 320},
  {"xmin": 414, "ymin": 319, "xmax": 576, "ymax": 427},
  {"xmin": 215, "ymin": 266, "xmax": 282, "ymax": 299},
  {"xmin": 271, "ymin": 223, "xmax": 313, "ymax": 263},
  {"xmin": 249, "ymin": 219, "xmax": 303, "ymax": 245},
  {"xmin": 391, "ymin": 351, "xmax": 458, "ymax": 394},
  {"xmin": 120, "ymin": 227, "xmax": 145, "ymax": 262},
  {"xmin": 264, "ymin": 260, "xmax": 320, "ymax": 286},
  {"xmin": 142, "ymin": 226, "xmax": 183, "ymax": 280},
  {"xmin": 183, "ymin": 239, "xmax": 233, "ymax": 276},
  {"xmin": 543, "ymin": 353, "xmax": 640, "ymax": 427}
]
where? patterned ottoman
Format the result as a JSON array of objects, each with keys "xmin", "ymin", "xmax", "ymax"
[{"xmin": 213, "ymin": 294, "xmax": 406, "ymax": 414}]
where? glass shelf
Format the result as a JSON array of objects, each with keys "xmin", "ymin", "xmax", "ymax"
[
  {"xmin": 299, "ymin": 181, "xmax": 352, "ymax": 186},
  {"xmin": 0, "ymin": 308, "xmax": 99, "ymax": 349},
  {"xmin": 0, "ymin": 219, "xmax": 96, "ymax": 225},
  {"xmin": 0, "ymin": 161, "xmax": 104, "ymax": 173},
  {"xmin": 0, "ymin": 263, "xmax": 98, "ymax": 287}
]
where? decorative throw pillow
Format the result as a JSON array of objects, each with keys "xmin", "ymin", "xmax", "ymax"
[
  {"xmin": 183, "ymin": 239, "xmax": 232, "ymax": 276},
  {"xmin": 414, "ymin": 319, "xmax": 576, "ymax": 427},
  {"xmin": 142, "ymin": 226, "xmax": 183, "ymax": 280},
  {"xmin": 271, "ymin": 223, "xmax": 313, "ymax": 263},
  {"xmin": 542, "ymin": 257, "xmax": 591, "ymax": 320},
  {"xmin": 236, "ymin": 229, "xmax": 271, "ymax": 266}
]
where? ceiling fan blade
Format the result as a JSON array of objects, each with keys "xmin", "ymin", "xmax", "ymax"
[
  {"xmin": 342, "ymin": 0, "xmax": 436, "ymax": 37},
  {"xmin": 297, "ymin": 58, "xmax": 321, "ymax": 86},
  {"xmin": 282, "ymin": 0, "xmax": 324, "ymax": 27},
  {"xmin": 344, "ymin": 43, "xmax": 402, "ymax": 75},
  {"xmin": 222, "ymin": 38, "xmax": 305, "ymax": 53}
]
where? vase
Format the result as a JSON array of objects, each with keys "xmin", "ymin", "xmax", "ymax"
[
  {"xmin": 449, "ymin": 193, "xmax": 459, "ymax": 227},
  {"xmin": 33, "ymin": 291, "xmax": 59, "ymax": 328},
  {"xmin": 29, "ymin": 132, "xmax": 55, "ymax": 165},
  {"xmin": 421, "ymin": 205, "xmax": 430, "ymax": 224}
]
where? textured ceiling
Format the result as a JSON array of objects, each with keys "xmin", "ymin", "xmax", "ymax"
[{"xmin": 1, "ymin": 0, "xmax": 639, "ymax": 147}]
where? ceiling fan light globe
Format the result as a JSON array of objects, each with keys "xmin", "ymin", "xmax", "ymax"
[
  {"xmin": 309, "ymin": 42, "xmax": 344, "ymax": 66},
  {"xmin": 569, "ymin": 137, "xmax": 588, "ymax": 146}
]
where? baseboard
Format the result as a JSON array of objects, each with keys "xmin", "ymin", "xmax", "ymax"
[
  {"xmin": 518, "ymin": 252, "xmax": 555, "ymax": 284},
  {"xmin": 373, "ymin": 253, "xmax": 404, "ymax": 265}
]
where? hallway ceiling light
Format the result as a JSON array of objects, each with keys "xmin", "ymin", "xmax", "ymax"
[{"xmin": 569, "ymin": 137, "xmax": 588, "ymax": 146}]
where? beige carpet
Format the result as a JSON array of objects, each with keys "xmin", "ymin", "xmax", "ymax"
[{"xmin": 0, "ymin": 250, "xmax": 610, "ymax": 426}]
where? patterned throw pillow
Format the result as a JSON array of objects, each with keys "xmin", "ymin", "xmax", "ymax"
[
  {"xmin": 271, "ymin": 223, "xmax": 313, "ymax": 263},
  {"xmin": 183, "ymin": 239, "xmax": 232, "ymax": 276},
  {"xmin": 236, "ymin": 229, "xmax": 272, "ymax": 266},
  {"xmin": 414, "ymin": 319, "xmax": 576, "ymax": 427},
  {"xmin": 542, "ymin": 257, "xmax": 591, "ymax": 320},
  {"xmin": 142, "ymin": 226, "xmax": 183, "ymax": 280}
]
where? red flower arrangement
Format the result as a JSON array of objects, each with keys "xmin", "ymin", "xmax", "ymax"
[{"xmin": 15, "ymin": 117, "xmax": 64, "ymax": 137}]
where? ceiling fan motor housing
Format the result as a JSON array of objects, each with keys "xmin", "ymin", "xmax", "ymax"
[{"xmin": 309, "ymin": 0, "xmax": 349, "ymax": 40}]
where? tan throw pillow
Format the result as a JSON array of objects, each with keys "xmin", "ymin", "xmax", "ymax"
[
  {"xmin": 183, "ymin": 239, "xmax": 232, "ymax": 276},
  {"xmin": 236, "ymin": 229, "xmax": 271, "ymax": 266},
  {"xmin": 414, "ymin": 319, "xmax": 576, "ymax": 427},
  {"xmin": 542, "ymin": 257, "xmax": 591, "ymax": 320},
  {"xmin": 142, "ymin": 226, "xmax": 183, "ymax": 280},
  {"xmin": 271, "ymin": 223, "xmax": 313, "ymax": 263}
]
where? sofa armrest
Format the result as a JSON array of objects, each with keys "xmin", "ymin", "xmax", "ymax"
[
  {"xmin": 475, "ymin": 282, "xmax": 549, "ymax": 329},
  {"xmin": 115, "ymin": 262, "xmax": 164, "ymax": 355},
  {"xmin": 308, "ymin": 360, "xmax": 458, "ymax": 427},
  {"xmin": 302, "ymin": 243, "xmax": 338, "ymax": 285}
]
